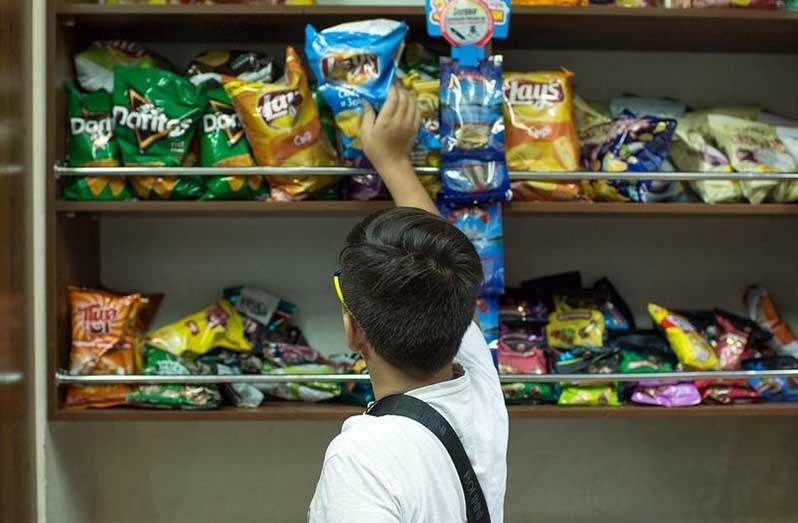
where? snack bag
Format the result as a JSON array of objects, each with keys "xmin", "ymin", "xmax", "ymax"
[
  {"xmin": 773, "ymin": 126, "xmax": 798, "ymax": 203},
  {"xmin": 128, "ymin": 145, "xmax": 205, "ymax": 200},
  {"xmin": 306, "ymin": 19, "xmax": 408, "ymax": 160},
  {"xmin": 706, "ymin": 115, "xmax": 797, "ymax": 204},
  {"xmin": 476, "ymin": 297, "xmax": 500, "ymax": 348},
  {"xmin": 186, "ymin": 50, "xmax": 276, "ymax": 87},
  {"xmin": 648, "ymin": 303, "xmax": 720, "ymax": 370},
  {"xmin": 546, "ymin": 296, "xmax": 605, "ymax": 349},
  {"xmin": 714, "ymin": 313, "xmax": 750, "ymax": 370},
  {"xmin": 63, "ymin": 81, "xmax": 132, "ymax": 201},
  {"xmin": 440, "ymin": 203, "xmax": 505, "ymax": 296},
  {"xmin": 745, "ymin": 286, "xmax": 798, "ymax": 359},
  {"xmin": 113, "ymin": 65, "xmax": 205, "ymax": 166},
  {"xmin": 695, "ymin": 379, "xmax": 760, "ymax": 404},
  {"xmin": 631, "ymin": 381, "xmax": 701, "ymax": 407},
  {"xmin": 503, "ymin": 70, "xmax": 580, "ymax": 172},
  {"xmin": 558, "ymin": 385, "xmax": 619, "ymax": 407},
  {"xmin": 610, "ymin": 97, "xmax": 686, "ymax": 120},
  {"xmin": 65, "ymin": 287, "xmax": 141, "ymax": 409},
  {"xmin": 502, "ymin": 383, "xmax": 557, "ymax": 404},
  {"xmin": 511, "ymin": 180, "xmax": 586, "ymax": 202},
  {"xmin": 147, "ymin": 300, "xmax": 252, "ymax": 357},
  {"xmin": 224, "ymin": 47, "xmax": 337, "ymax": 200},
  {"xmin": 742, "ymin": 357, "xmax": 798, "ymax": 402},
  {"xmin": 406, "ymin": 76, "xmax": 441, "ymax": 167},
  {"xmin": 589, "ymin": 113, "xmax": 677, "ymax": 173},
  {"xmin": 74, "ymin": 40, "xmax": 157, "ymax": 93},
  {"xmin": 514, "ymin": 0, "xmax": 586, "ymax": 4}
]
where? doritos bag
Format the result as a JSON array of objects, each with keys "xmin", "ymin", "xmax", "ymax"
[
  {"xmin": 306, "ymin": 19, "xmax": 408, "ymax": 160},
  {"xmin": 224, "ymin": 47, "xmax": 337, "ymax": 201},
  {"xmin": 503, "ymin": 69, "xmax": 580, "ymax": 172},
  {"xmin": 63, "ymin": 81, "xmax": 132, "ymax": 201}
]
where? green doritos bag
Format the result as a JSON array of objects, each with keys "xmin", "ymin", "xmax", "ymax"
[
  {"xmin": 63, "ymin": 81, "xmax": 132, "ymax": 201},
  {"xmin": 198, "ymin": 87, "xmax": 266, "ymax": 200},
  {"xmin": 113, "ymin": 66, "xmax": 206, "ymax": 199}
]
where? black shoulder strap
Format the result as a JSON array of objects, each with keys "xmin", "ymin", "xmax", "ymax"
[{"xmin": 367, "ymin": 394, "xmax": 491, "ymax": 523}]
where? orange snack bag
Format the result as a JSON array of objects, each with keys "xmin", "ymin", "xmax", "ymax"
[
  {"xmin": 503, "ymin": 69, "xmax": 580, "ymax": 172},
  {"xmin": 224, "ymin": 47, "xmax": 337, "ymax": 200},
  {"xmin": 65, "ymin": 286, "xmax": 141, "ymax": 409}
]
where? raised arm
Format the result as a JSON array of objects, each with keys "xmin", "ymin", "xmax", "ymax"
[{"xmin": 360, "ymin": 85, "xmax": 439, "ymax": 216}]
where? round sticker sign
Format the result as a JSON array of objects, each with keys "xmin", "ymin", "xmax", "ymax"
[{"xmin": 440, "ymin": 0, "xmax": 494, "ymax": 48}]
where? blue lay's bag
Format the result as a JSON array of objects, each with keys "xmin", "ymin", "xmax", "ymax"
[
  {"xmin": 440, "ymin": 202, "xmax": 505, "ymax": 297},
  {"xmin": 440, "ymin": 56, "xmax": 511, "ymax": 204},
  {"xmin": 305, "ymin": 19, "xmax": 408, "ymax": 161}
]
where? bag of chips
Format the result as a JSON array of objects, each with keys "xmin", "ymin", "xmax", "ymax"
[
  {"xmin": 75, "ymin": 40, "xmax": 157, "ymax": 93},
  {"xmin": 648, "ymin": 303, "xmax": 719, "ymax": 370},
  {"xmin": 589, "ymin": 113, "xmax": 677, "ymax": 173},
  {"xmin": 65, "ymin": 287, "xmax": 142, "ymax": 408},
  {"xmin": 186, "ymin": 50, "xmax": 277, "ymax": 87},
  {"xmin": 147, "ymin": 300, "xmax": 252, "ymax": 357},
  {"xmin": 306, "ymin": 19, "xmax": 408, "ymax": 160},
  {"xmin": 546, "ymin": 296, "xmax": 605, "ymax": 349},
  {"xmin": 224, "ymin": 47, "xmax": 337, "ymax": 200},
  {"xmin": 440, "ymin": 56, "xmax": 511, "ymax": 204},
  {"xmin": 441, "ymin": 203, "xmax": 505, "ymax": 296},
  {"xmin": 772, "ymin": 126, "xmax": 798, "ymax": 203},
  {"xmin": 745, "ymin": 286, "xmax": 798, "ymax": 359},
  {"xmin": 706, "ymin": 115, "xmax": 797, "ymax": 204},
  {"xmin": 503, "ymin": 69, "xmax": 580, "ymax": 172},
  {"xmin": 63, "ymin": 81, "xmax": 132, "ymax": 201}
]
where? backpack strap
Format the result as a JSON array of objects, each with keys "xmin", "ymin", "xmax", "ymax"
[{"xmin": 367, "ymin": 394, "xmax": 491, "ymax": 523}]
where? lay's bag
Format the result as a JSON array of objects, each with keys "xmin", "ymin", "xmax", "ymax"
[
  {"xmin": 306, "ymin": 19, "xmax": 408, "ymax": 160},
  {"xmin": 503, "ymin": 69, "xmax": 580, "ymax": 172},
  {"xmin": 224, "ymin": 47, "xmax": 337, "ymax": 201}
]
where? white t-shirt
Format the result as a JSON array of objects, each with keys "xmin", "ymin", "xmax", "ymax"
[{"xmin": 308, "ymin": 322, "xmax": 509, "ymax": 522}]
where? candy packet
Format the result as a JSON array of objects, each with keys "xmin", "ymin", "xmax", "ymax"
[
  {"xmin": 306, "ymin": 19, "xmax": 408, "ymax": 160},
  {"xmin": 440, "ymin": 203, "xmax": 505, "ymax": 296},
  {"xmin": 742, "ymin": 357, "xmax": 798, "ymax": 402},
  {"xmin": 546, "ymin": 296, "xmax": 605, "ymax": 349},
  {"xmin": 593, "ymin": 277, "xmax": 635, "ymax": 332},
  {"xmin": 631, "ymin": 382, "xmax": 701, "ymax": 407},
  {"xmin": 502, "ymin": 383, "xmax": 557, "ymax": 404},
  {"xmin": 503, "ymin": 69, "xmax": 580, "ymax": 172},
  {"xmin": 224, "ymin": 47, "xmax": 338, "ymax": 200},
  {"xmin": 440, "ymin": 56, "xmax": 511, "ymax": 204},
  {"xmin": 558, "ymin": 385, "xmax": 619, "ymax": 406},
  {"xmin": 75, "ymin": 40, "xmax": 157, "ymax": 93},
  {"xmin": 745, "ymin": 286, "xmax": 798, "ymax": 359},
  {"xmin": 63, "ymin": 81, "xmax": 132, "ymax": 201},
  {"xmin": 146, "ymin": 300, "xmax": 252, "ymax": 357},
  {"xmin": 772, "ymin": 126, "xmax": 798, "ymax": 203},
  {"xmin": 648, "ymin": 303, "xmax": 719, "ymax": 370},
  {"xmin": 694, "ymin": 379, "xmax": 760, "ymax": 404}
]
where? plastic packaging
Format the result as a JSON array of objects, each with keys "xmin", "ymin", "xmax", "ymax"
[{"xmin": 648, "ymin": 303, "xmax": 720, "ymax": 370}]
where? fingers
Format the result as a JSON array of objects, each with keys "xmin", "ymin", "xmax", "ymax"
[
  {"xmin": 412, "ymin": 104, "xmax": 422, "ymax": 133},
  {"xmin": 394, "ymin": 86, "xmax": 410, "ymax": 126},
  {"xmin": 379, "ymin": 85, "xmax": 400, "ymax": 122},
  {"xmin": 360, "ymin": 98, "xmax": 376, "ymax": 137}
]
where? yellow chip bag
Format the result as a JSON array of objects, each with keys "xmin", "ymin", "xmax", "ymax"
[
  {"xmin": 503, "ymin": 69, "xmax": 580, "ymax": 172},
  {"xmin": 147, "ymin": 299, "xmax": 251, "ymax": 357},
  {"xmin": 648, "ymin": 303, "xmax": 719, "ymax": 371},
  {"xmin": 224, "ymin": 47, "xmax": 337, "ymax": 200},
  {"xmin": 545, "ymin": 297, "xmax": 605, "ymax": 349}
]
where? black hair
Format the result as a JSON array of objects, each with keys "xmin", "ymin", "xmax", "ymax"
[{"xmin": 339, "ymin": 207, "xmax": 482, "ymax": 377}]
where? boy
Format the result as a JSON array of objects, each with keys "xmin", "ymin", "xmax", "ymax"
[{"xmin": 308, "ymin": 86, "xmax": 509, "ymax": 522}]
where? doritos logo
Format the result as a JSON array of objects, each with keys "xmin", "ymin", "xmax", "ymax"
[
  {"xmin": 69, "ymin": 109, "xmax": 114, "ymax": 148},
  {"xmin": 257, "ymin": 90, "xmax": 303, "ymax": 127},
  {"xmin": 321, "ymin": 53, "xmax": 379, "ymax": 84},
  {"xmin": 504, "ymin": 80, "xmax": 564, "ymax": 109},
  {"xmin": 203, "ymin": 99, "xmax": 245, "ymax": 147},
  {"xmin": 113, "ymin": 88, "xmax": 193, "ymax": 152}
]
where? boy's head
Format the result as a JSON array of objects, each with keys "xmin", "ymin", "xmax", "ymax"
[{"xmin": 338, "ymin": 207, "xmax": 482, "ymax": 378}]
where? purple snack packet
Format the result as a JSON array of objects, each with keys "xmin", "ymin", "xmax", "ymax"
[{"xmin": 631, "ymin": 382, "xmax": 701, "ymax": 407}]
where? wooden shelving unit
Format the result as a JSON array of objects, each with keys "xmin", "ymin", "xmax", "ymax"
[
  {"xmin": 51, "ymin": 402, "xmax": 798, "ymax": 422},
  {"xmin": 47, "ymin": 2, "xmax": 798, "ymax": 421}
]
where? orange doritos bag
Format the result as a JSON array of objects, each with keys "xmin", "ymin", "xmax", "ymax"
[
  {"xmin": 224, "ymin": 47, "xmax": 338, "ymax": 200},
  {"xmin": 503, "ymin": 69, "xmax": 580, "ymax": 172},
  {"xmin": 65, "ymin": 286, "xmax": 142, "ymax": 409}
]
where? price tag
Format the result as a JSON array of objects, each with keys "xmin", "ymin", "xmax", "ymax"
[{"xmin": 440, "ymin": 0, "xmax": 494, "ymax": 48}]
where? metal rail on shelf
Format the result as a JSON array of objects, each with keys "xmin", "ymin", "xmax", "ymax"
[
  {"xmin": 56, "ymin": 368, "xmax": 798, "ymax": 385},
  {"xmin": 53, "ymin": 165, "xmax": 798, "ymax": 182}
]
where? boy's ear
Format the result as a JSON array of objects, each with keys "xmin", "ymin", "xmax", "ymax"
[{"xmin": 342, "ymin": 310, "xmax": 360, "ymax": 353}]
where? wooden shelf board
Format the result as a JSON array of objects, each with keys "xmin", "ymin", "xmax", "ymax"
[
  {"xmin": 55, "ymin": 200, "xmax": 798, "ymax": 216},
  {"xmin": 51, "ymin": 402, "xmax": 798, "ymax": 422},
  {"xmin": 54, "ymin": 4, "xmax": 798, "ymax": 52}
]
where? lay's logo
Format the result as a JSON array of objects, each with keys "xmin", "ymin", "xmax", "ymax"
[
  {"xmin": 504, "ymin": 80, "xmax": 564, "ymax": 109},
  {"xmin": 257, "ymin": 90, "xmax": 303, "ymax": 127},
  {"xmin": 321, "ymin": 53, "xmax": 379, "ymax": 84}
]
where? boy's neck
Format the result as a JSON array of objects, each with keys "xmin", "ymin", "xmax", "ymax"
[{"xmin": 368, "ymin": 358, "xmax": 455, "ymax": 401}]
